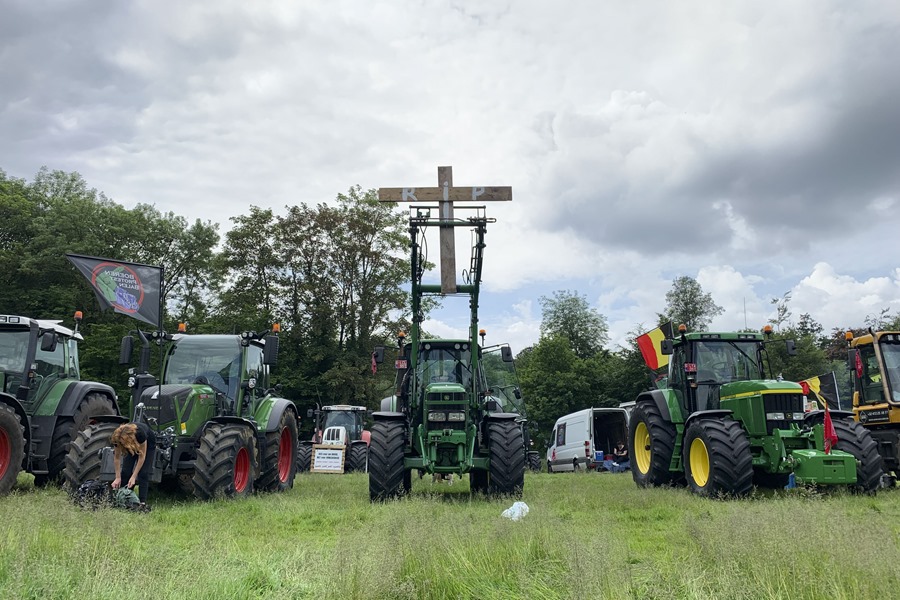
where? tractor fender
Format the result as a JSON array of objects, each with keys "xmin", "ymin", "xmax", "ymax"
[
  {"xmin": 1, "ymin": 392, "xmax": 31, "ymax": 464},
  {"xmin": 485, "ymin": 412, "xmax": 519, "ymax": 421},
  {"xmin": 804, "ymin": 409, "xmax": 855, "ymax": 425},
  {"xmin": 87, "ymin": 414, "xmax": 130, "ymax": 426},
  {"xmin": 684, "ymin": 409, "xmax": 734, "ymax": 429},
  {"xmin": 258, "ymin": 398, "xmax": 297, "ymax": 433},
  {"xmin": 56, "ymin": 381, "xmax": 119, "ymax": 417},
  {"xmin": 372, "ymin": 411, "xmax": 406, "ymax": 421},
  {"xmin": 349, "ymin": 439, "xmax": 368, "ymax": 448},
  {"xmin": 636, "ymin": 389, "xmax": 672, "ymax": 422},
  {"xmin": 202, "ymin": 416, "xmax": 257, "ymax": 435}
]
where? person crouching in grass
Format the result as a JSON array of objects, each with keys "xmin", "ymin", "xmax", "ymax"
[{"xmin": 110, "ymin": 423, "xmax": 156, "ymax": 509}]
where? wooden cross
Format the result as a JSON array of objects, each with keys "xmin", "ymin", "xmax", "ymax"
[{"xmin": 379, "ymin": 166, "xmax": 512, "ymax": 293}]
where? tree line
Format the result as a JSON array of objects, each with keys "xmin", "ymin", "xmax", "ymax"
[{"xmin": 2, "ymin": 167, "xmax": 898, "ymax": 444}]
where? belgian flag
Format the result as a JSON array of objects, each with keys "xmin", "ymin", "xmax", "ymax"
[
  {"xmin": 799, "ymin": 372, "xmax": 841, "ymax": 410},
  {"xmin": 636, "ymin": 322, "xmax": 674, "ymax": 371}
]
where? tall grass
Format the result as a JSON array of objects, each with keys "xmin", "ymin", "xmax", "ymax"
[{"xmin": 2, "ymin": 471, "xmax": 899, "ymax": 599}]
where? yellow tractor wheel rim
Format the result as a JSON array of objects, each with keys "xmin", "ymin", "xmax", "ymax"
[
  {"xmin": 634, "ymin": 422, "xmax": 651, "ymax": 474},
  {"xmin": 689, "ymin": 437, "xmax": 710, "ymax": 487}
]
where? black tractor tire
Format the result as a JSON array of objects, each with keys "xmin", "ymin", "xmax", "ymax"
[
  {"xmin": 297, "ymin": 443, "xmax": 312, "ymax": 473},
  {"xmin": 0, "ymin": 403, "xmax": 26, "ymax": 496},
  {"xmin": 487, "ymin": 420, "xmax": 526, "ymax": 496},
  {"xmin": 192, "ymin": 424, "xmax": 257, "ymax": 500},
  {"xmin": 833, "ymin": 418, "xmax": 883, "ymax": 493},
  {"xmin": 368, "ymin": 420, "xmax": 408, "ymax": 501},
  {"xmin": 629, "ymin": 401, "xmax": 679, "ymax": 487},
  {"xmin": 63, "ymin": 422, "xmax": 119, "ymax": 491},
  {"xmin": 257, "ymin": 409, "xmax": 299, "ymax": 492},
  {"xmin": 346, "ymin": 443, "xmax": 368, "ymax": 473},
  {"xmin": 37, "ymin": 392, "xmax": 116, "ymax": 487},
  {"xmin": 470, "ymin": 468, "xmax": 488, "ymax": 494},
  {"xmin": 527, "ymin": 451, "xmax": 541, "ymax": 472},
  {"xmin": 683, "ymin": 418, "xmax": 753, "ymax": 498}
]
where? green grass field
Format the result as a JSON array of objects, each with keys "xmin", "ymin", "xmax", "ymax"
[{"xmin": 2, "ymin": 470, "xmax": 899, "ymax": 600}]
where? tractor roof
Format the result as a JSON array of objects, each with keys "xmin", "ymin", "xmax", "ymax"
[
  {"xmin": 322, "ymin": 405, "xmax": 366, "ymax": 412},
  {"xmin": 0, "ymin": 315, "xmax": 82, "ymax": 340},
  {"xmin": 676, "ymin": 331, "xmax": 765, "ymax": 343},
  {"xmin": 850, "ymin": 331, "xmax": 900, "ymax": 347}
]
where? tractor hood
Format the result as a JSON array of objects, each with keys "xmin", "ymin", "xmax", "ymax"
[
  {"xmin": 719, "ymin": 379, "xmax": 803, "ymax": 400},
  {"xmin": 424, "ymin": 382, "xmax": 467, "ymax": 397},
  {"xmin": 140, "ymin": 383, "xmax": 202, "ymax": 427}
]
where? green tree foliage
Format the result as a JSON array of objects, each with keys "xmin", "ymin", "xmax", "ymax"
[
  {"xmin": 538, "ymin": 290, "xmax": 608, "ymax": 359},
  {"xmin": 661, "ymin": 275, "xmax": 724, "ymax": 332}
]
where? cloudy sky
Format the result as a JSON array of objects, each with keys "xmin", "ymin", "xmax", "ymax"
[{"xmin": 3, "ymin": 1, "xmax": 899, "ymax": 352}]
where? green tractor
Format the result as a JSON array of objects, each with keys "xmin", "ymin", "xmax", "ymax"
[
  {"xmin": 0, "ymin": 313, "xmax": 118, "ymax": 495},
  {"xmin": 369, "ymin": 209, "xmax": 525, "ymax": 500},
  {"xmin": 63, "ymin": 326, "xmax": 299, "ymax": 499},
  {"xmin": 629, "ymin": 326, "xmax": 882, "ymax": 497}
]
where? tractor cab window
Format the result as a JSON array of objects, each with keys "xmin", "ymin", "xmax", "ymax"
[
  {"xmin": 34, "ymin": 334, "xmax": 66, "ymax": 379},
  {"xmin": 323, "ymin": 411, "xmax": 364, "ymax": 441},
  {"xmin": 860, "ymin": 346, "xmax": 885, "ymax": 404},
  {"xmin": 245, "ymin": 344, "xmax": 266, "ymax": 396},
  {"xmin": 0, "ymin": 330, "xmax": 29, "ymax": 375},
  {"xmin": 418, "ymin": 345, "xmax": 472, "ymax": 389},
  {"xmin": 165, "ymin": 336, "xmax": 243, "ymax": 399},
  {"xmin": 695, "ymin": 341, "xmax": 760, "ymax": 384},
  {"xmin": 482, "ymin": 346, "xmax": 523, "ymax": 414},
  {"xmin": 880, "ymin": 342, "xmax": 900, "ymax": 403}
]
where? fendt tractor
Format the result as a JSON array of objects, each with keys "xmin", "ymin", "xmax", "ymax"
[
  {"xmin": 63, "ymin": 325, "xmax": 299, "ymax": 499},
  {"xmin": 297, "ymin": 404, "xmax": 370, "ymax": 473},
  {"xmin": 481, "ymin": 340, "xmax": 542, "ymax": 472},
  {"xmin": 369, "ymin": 207, "xmax": 526, "ymax": 500},
  {"xmin": 847, "ymin": 329, "xmax": 900, "ymax": 484},
  {"xmin": 629, "ymin": 325, "xmax": 882, "ymax": 497},
  {"xmin": 0, "ymin": 313, "xmax": 118, "ymax": 495}
]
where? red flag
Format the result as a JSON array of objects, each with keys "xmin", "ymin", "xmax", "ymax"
[
  {"xmin": 371, "ymin": 352, "xmax": 377, "ymax": 375},
  {"xmin": 855, "ymin": 351, "xmax": 864, "ymax": 379},
  {"xmin": 823, "ymin": 407, "xmax": 838, "ymax": 454}
]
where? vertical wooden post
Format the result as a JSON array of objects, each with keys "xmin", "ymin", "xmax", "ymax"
[{"xmin": 438, "ymin": 166, "xmax": 457, "ymax": 294}]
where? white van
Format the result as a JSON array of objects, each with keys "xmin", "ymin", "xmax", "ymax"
[{"xmin": 545, "ymin": 407, "xmax": 629, "ymax": 472}]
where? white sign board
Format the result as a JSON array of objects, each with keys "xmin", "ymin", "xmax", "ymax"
[{"xmin": 311, "ymin": 444, "xmax": 346, "ymax": 473}]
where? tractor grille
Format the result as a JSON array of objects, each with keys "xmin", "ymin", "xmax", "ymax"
[
  {"xmin": 426, "ymin": 404, "xmax": 467, "ymax": 431},
  {"xmin": 140, "ymin": 384, "xmax": 192, "ymax": 427},
  {"xmin": 763, "ymin": 393, "xmax": 804, "ymax": 434}
]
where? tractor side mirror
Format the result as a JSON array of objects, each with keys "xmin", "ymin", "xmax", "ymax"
[
  {"xmin": 40, "ymin": 332, "xmax": 58, "ymax": 353},
  {"xmin": 119, "ymin": 336, "xmax": 134, "ymax": 365},
  {"xmin": 373, "ymin": 346, "xmax": 385, "ymax": 364},
  {"xmin": 847, "ymin": 349, "xmax": 858, "ymax": 372},
  {"xmin": 484, "ymin": 399, "xmax": 498, "ymax": 411},
  {"xmin": 514, "ymin": 387, "xmax": 522, "ymax": 400},
  {"xmin": 263, "ymin": 335, "xmax": 279, "ymax": 365},
  {"xmin": 660, "ymin": 339, "xmax": 674, "ymax": 355},
  {"xmin": 500, "ymin": 346, "xmax": 513, "ymax": 362},
  {"xmin": 307, "ymin": 408, "xmax": 314, "ymax": 419},
  {"xmin": 785, "ymin": 340, "xmax": 797, "ymax": 356}
]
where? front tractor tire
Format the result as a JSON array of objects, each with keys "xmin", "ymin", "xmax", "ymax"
[
  {"xmin": 629, "ymin": 401, "xmax": 678, "ymax": 487},
  {"xmin": 63, "ymin": 422, "xmax": 119, "ymax": 491},
  {"xmin": 683, "ymin": 419, "xmax": 753, "ymax": 498},
  {"xmin": 368, "ymin": 420, "xmax": 408, "ymax": 501},
  {"xmin": 38, "ymin": 392, "xmax": 116, "ymax": 487},
  {"xmin": 346, "ymin": 443, "xmax": 368, "ymax": 473},
  {"xmin": 0, "ymin": 403, "xmax": 26, "ymax": 496},
  {"xmin": 192, "ymin": 424, "xmax": 257, "ymax": 500},
  {"xmin": 487, "ymin": 420, "xmax": 526, "ymax": 496},
  {"xmin": 832, "ymin": 418, "xmax": 883, "ymax": 493},
  {"xmin": 527, "ymin": 451, "xmax": 541, "ymax": 473},
  {"xmin": 297, "ymin": 443, "xmax": 312, "ymax": 473},
  {"xmin": 257, "ymin": 410, "xmax": 299, "ymax": 493}
]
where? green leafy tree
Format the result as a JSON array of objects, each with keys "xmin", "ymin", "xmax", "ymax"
[
  {"xmin": 538, "ymin": 290, "xmax": 608, "ymax": 359},
  {"xmin": 661, "ymin": 276, "xmax": 724, "ymax": 332}
]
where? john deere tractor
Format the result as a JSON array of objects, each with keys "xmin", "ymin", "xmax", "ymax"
[
  {"xmin": 0, "ymin": 313, "xmax": 118, "ymax": 495},
  {"xmin": 629, "ymin": 326, "xmax": 882, "ymax": 497},
  {"xmin": 63, "ymin": 326, "xmax": 299, "ymax": 499},
  {"xmin": 846, "ymin": 329, "xmax": 900, "ymax": 485},
  {"xmin": 369, "ymin": 208, "xmax": 525, "ymax": 500},
  {"xmin": 297, "ymin": 404, "xmax": 369, "ymax": 473}
]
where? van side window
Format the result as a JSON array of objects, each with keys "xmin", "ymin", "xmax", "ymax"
[{"xmin": 556, "ymin": 423, "xmax": 566, "ymax": 446}]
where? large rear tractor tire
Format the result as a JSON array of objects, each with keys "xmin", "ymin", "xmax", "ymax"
[
  {"xmin": 684, "ymin": 419, "xmax": 753, "ymax": 498},
  {"xmin": 37, "ymin": 392, "xmax": 116, "ymax": 487},
  {"xmin": 368, "ymin": 420, "xmax": 408, "ymax": 501},
  {"xmin": 527, "ymin": 451, "xmax": 541, "ymax": 473},
  {"xmin": 63, "ymin": 422, "xmax": 119, "ymax": 491},
  {"xmin": 346, "ymin": 443, "xmax": 368, "ymax": 473},
  {"xmin": 629, "ymin": 401, "xmax": 678, "ymax": 487},
  {"xmin": 192, "ymin": 424, "xmax": 257, "ymax": 500},
  {"xmin": 297, "ymin": 443, "xmax": 312, "ymax": 473},
  {"xmin": 257, "ymin": 410, "xmax": 299, "ymax": 492},
  {"xmin": 0, "ymin": 404, "xmax": 26, "ymax": 496},
  {"xmin": 833, "ymin": 418, "xmax": 883, "ymax": 493},
  {"xmin": 487, "ymin": 420, "xmax": 526, "ymax": 497}
]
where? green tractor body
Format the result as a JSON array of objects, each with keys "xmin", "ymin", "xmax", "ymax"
[
  {"xmin": 0, "ymin": 314, "xmax": 118, "ymax": 495},
  {"xmin": 64, "ymin": 328, "xmax": 299, "ymax": 499},
  {"xmin": 630, "ymin": 330, "xmax": 882, "ymax": 497},
  {"xmin": 368, "ymin": 209, "xmax": 525, "ymax": 500}
]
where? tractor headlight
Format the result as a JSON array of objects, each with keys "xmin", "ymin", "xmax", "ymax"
[
  {"xmin": 766, "ymin": 412, "xmax": 785, "ymax": 420},
  {"xmin": 127, "ymin": 376, "xmax": 136, "ymax": 388},
  {"xmin": 447, "ymin": 412, "xmax": 465, "ymax": 422},
  {"xmin": 428, "ymin": 411, "xmax": 447, "ymax": 422},
  {"xmin": 248, "ymin": 377, "xmax": 256, "ymax": 389}
]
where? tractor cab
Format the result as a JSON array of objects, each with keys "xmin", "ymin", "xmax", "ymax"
[
  {"xmin": 319, "ymin": 405, "xmax": 367, "ymax": 443},
  {"xmin": 849, "ymin": 332, "xmax": 900, "ymax": 406}
]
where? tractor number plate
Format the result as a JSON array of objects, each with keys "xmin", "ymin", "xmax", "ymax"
[
  {"xmin": 685, "ymin": 363, "xmax": 697, "ymax": 373},
  {"xmin": 395, "ymin": 359, "xmax": 408, "ymax": 369}
]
